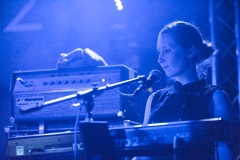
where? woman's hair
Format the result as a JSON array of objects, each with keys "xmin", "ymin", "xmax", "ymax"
[{"xmin": 159, "ymin": 21, "xmax": 216, "ymax": 79}]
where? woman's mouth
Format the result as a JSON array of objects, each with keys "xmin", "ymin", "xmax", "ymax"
[{"xmin": 162, "ymin": 66, "xmax": 169, "ymax": 69}]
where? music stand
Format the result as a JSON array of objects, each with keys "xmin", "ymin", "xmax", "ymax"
[{"xmin": 79, "ymin": 121, "xmax": 116, "ymax": 160}]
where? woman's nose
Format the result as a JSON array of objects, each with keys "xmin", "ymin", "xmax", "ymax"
[{"xmin": 158, "ymin": 53, "xmax": 165, "ymax": 64}]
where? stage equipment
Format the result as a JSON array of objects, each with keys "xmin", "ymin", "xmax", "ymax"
[
  {"xmin": 9, "ymin": 65, "xmax": 140, "ymax": 136},
  {"xmin": 6, "ymin": 118, "xmax": 240, "ymax": 159}
]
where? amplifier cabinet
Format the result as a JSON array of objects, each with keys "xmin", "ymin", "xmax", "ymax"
[
  {"xmin": 6, "ymin": 131, "xmax": 83, "ymax": 159},
  {"xmin": 10, "ymin": 65, "xmax": 139, "ymax": 122}
]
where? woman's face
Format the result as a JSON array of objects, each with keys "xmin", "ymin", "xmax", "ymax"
[{"xmin": 157, "ymin": 33, "xmax": 191, "ymax": 78}]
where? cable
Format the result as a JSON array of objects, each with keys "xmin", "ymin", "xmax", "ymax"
[
  {"xmin": 74, "ymin": 102, "xmax": 83, "ymax": 160},
  {"xmin": 112, "ymin": 88, "xmax": 134, "ymax": 97}
]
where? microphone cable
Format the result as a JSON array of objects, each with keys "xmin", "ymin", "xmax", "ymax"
[{"xmin": 73, "ymin": 102, "xmax": 83, "ymax": 160}]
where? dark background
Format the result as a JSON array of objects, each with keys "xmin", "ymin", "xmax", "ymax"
[{"xmin": 0, "ymin": 0, "xmax": 224, "ymax": 157}]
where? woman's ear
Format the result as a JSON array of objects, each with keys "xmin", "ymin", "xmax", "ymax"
[{"xmin": 188, "ymin": 47, "xmax": 197, "ymax": 59}]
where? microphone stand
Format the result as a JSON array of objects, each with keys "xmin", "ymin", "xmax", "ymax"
[
  {"xmin": 23, "ymin": 75, "xmax": 146, "ymax": 122},
  {"xmin": 77, "ymin": 75, "xmax": 146, "ymax": 122}
]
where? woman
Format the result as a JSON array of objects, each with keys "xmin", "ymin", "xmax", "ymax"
[
  {"xmin": 141, "ymin": 21, "xmax": 238, "ymax": 159},
  {"xmin": 143, "ymin": 21, "xmax": 238, "ymax": 124}
]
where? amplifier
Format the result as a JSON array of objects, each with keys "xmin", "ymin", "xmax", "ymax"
[
  {"xmin": 6, "ymin": 131, "xmax": 84, "ymax": 159},
  {"xmin": 6, "ymin": 122, "xmax": 113, "ymax": 159},
  {"xmin": 10, "ymin": 65, "xmax": 139, "ymax": 123}
]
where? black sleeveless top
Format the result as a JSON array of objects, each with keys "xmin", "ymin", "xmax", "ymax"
[{"xmin": 149, "ymin": 79, "xmax": 220, "ymax": 124}]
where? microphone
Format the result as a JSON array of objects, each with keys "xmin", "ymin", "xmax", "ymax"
[{"xmin": 133, "ymin": 70, "xmax": 161, "ymax": 95}]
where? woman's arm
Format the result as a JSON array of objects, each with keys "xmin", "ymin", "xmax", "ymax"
[
  {"xmin": 143, "ymin": 93, "xmax": 155, "ymax": 125},
  {"xmin": 210, "ymin": 89, "xmax": 238, "ymax": 120}
]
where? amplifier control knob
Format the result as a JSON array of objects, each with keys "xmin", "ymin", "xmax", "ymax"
[
  {"xmin": 56, "ymin": 80, "xmax": 62, "ymax": 84},
  {"xmin": 70, "ymin": 79, "xmax": 75, "ymax": 84},
  {"xmin": 49, "ymin": 81, "xmax": 54, "ymax": 85},
  {"xmin": 63, "ymin": 80, "xmax": 69, "ymax": 84},
  {"xmin": 78, "ymin": 79, "xmax": 83, "ymax": 83},
  {"xmin": 42, "ymin": 81, "xmax": 48, "ymax": 85},
  {"xmin": 85, "ymin": 79, "xmax": 90, "ymax": 83}
]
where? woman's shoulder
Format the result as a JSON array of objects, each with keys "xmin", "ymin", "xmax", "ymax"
[
  {"xmin": 152, "ymin": 86, "xmax": 173, "ymax": 99},
  {"xmin": 155, "ymin": 85, "xmax": 172, "ymax": 94},
  {"xmin": 203, "ymin": 83, "xmax": 224, "ymax": 94}
]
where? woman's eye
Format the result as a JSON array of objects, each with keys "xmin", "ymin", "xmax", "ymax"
[
  {"xmin": 165, "ymin": 49, "xmax": 170, "ymax": 54},
  {"xmin": 157, "ymin": 49, "xmax": 170, "ymax": 55}
]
